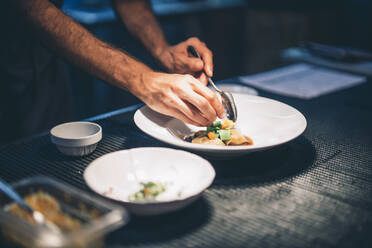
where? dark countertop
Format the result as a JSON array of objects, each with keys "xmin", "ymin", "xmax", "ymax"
[{"xmin": 0, "ymin": 74, "xmax": 371, "ymax": 247}]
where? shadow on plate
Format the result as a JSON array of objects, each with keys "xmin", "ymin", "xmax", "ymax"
[
  {"xmin": 210, "ymin": 136, "xmax": 316, "ymax": 187},
  {"xmin": 106, "ymin": 196, "xmax": 212, "ymax": 245}
]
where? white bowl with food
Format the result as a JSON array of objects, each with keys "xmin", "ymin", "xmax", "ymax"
[
  {"xmin": 50, "ymin": 121, "xmax": 102, "ymax": 156},
  {"xmin": 83, "ymin": 147, "xmax": 215, "ymax": 216},
  {"xmin": 134, "ymin": 93, "xmax": 307, "ymax": 158}
]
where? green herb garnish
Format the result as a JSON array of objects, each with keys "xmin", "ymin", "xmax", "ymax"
[
  {"xmin": 218, "ymin": 129, "xmax": 231, "ymax": 141},
  {"xmin": 128, "ymin": 182, "xmax": 166, "ymax": 202}
]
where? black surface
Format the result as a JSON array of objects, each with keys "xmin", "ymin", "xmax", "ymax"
[{"xmin": 0, "ymin": 77, "xmax": 372, "ymax": 248}]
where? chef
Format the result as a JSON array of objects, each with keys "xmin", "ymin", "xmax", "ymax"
[{"xmin": 0, "ymin": 0, "xmax": 224, "ymax": 143}]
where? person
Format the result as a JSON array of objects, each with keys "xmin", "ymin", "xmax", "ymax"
[{"xmin": 0, "ymin": 0, "xmax": 224, "ymax": 143}]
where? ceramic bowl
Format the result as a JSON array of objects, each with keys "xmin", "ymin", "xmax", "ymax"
[
  {"xmin": 50, "ymin": 122, "xmax": 102, "ymax": 156},
  {"xmin": 84, "ymin": 147, "xmax": 215, "ymax": 216}
]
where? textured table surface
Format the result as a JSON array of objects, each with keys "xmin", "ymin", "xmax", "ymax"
[{"xmin": 0, "ymin": 77, "xmax": 371, "ymax": 248}]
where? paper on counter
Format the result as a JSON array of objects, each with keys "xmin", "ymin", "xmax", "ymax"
[
  {"xmin": 238, "ymin": 63, "xmax": 366, "ymax": 99},
  {"xmin": 281, "ymin": 47, "xmax": 372, "ymax": 77}
]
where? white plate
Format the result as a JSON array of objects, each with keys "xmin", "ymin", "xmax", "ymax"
[
  {"xmin": 134, "ymin": 94, "xmax": 307, "ymax": 158},
  {"xmin": 84, "ymin": 147, "xmax": 215, "ymax": 216}
]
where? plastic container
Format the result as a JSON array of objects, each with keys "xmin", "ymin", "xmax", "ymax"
[{"xmin": 0, "ymin": 176, "xmax": 129, "ymax": 248}]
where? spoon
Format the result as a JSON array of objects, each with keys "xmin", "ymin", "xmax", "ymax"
[
  {"xmin": 187, "ymin": 46, "xmax": 238, "ymax": 122},
  {"xmin": 0, "ymin": 178, "xmax": 61, "ymax": 233}
]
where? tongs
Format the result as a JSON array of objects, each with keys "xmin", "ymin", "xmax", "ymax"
[{"xmin": 187, "ymin": 46, "xmax": 238, "ymax": 122}]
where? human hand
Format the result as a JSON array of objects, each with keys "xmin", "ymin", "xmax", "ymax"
[
  {"xmin": 131, "ymin": 71, "xmax": 224, "ymax": 126},
  {"xmin": 157, "ymin": 37, "xmax": 213, "ymax": 85}
]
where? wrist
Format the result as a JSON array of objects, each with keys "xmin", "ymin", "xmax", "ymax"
[
  {"xmin": 152, "ymin": 43, "xmax": 173, "ymax": 69},
  {"xmin": 112, "ymin": 50, "xmax": 153, "ymax": 92},
  {"xmin": 129, "ymin": 70, "xmax": 159, "ymax": 102},
  {"xmin": 152, "ymin": 41, "xmax": 169, "ymax": 58},
  {"xmin": 154, "ymin": 47, "xmax": 175, "ymax": 73}
]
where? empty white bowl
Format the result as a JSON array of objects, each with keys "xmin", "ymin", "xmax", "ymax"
[
  {"xmin": 84, "ymin": 147, "xmax": 216, "ymax": 216},
  {"xmin": 50, "ymin": 122, "xmax": 102, "ymax": 156}
]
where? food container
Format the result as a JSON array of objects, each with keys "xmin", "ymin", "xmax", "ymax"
[
  {"xmin": 0, "ymin": 176, "xmax": 129, "ymax": 248},
  {"xmin": 50, "ymin": 122, "xmax": 102, "ymax": 156}
]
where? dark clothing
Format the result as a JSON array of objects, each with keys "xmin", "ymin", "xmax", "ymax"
[{"xmin": 0, "ymin": 0, "xmax": 73, "ymax": 143}]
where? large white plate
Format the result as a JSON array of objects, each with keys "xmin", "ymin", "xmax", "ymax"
[
  {"xmin": 134, "ymin": 94, "xmax": 307, "ymax": 158},
  {"xmin": 84, "ymin": 147, "xmax": 215, "ymax": 216}
]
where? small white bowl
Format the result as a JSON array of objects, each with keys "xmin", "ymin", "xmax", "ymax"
[
  {"xmin": 50, "ymin": 121, "xmax": 102, "ymax": 156},
  {"xmin": 84, "ymin": 147, "xmax": 216, "ymax": 216}
]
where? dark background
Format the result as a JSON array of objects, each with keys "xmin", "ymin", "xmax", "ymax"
[{"xmin": 62, "ymin": 0, "xmax": 372, "ymax": 120}]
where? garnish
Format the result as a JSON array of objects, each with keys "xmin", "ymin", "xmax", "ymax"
[
  {"xmin": 128, "ymin": 182, "xmax": 166, "ymax": 202},
  {"xmin": 187, "ymin": 120, "xmax": 253, "ymax": 146},
  {"xmin": 206, "ymin": 120, "xmax": 234, "ymax": 141}
]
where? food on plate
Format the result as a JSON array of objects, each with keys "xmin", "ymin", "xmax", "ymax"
[
  {"xmin": 6, "ymin": 191, "xmax": 81, "ymax": 232},
  {"xmin": 128, "ymin": 181, "xmax": 166, "ymax": 202},
  {"xmin": 186, "ymin": 120, "xmax": 253, "ymax": 146}
]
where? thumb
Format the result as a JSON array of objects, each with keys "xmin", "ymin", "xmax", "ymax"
[{"xmin": 183, "ymin": 57, "xmax": 204, "ymax": 72}]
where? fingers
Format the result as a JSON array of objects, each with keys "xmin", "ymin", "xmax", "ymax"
[
  {"xmin": 165, "ymin": 93, "xmax": 210, "ymax": 126},
  {"xmin": 187, "ymin": 37, "xmax": 214, "ymax": 77},
  {"xmin": 196, "ymin": 72, "xmax": 208, "ymax": 85},
  {"xmin": 181, "ymin": 56, "xmax": 204, "ymax": 72},
  {"xmin": 177, "ymin": 76, "xmax": 224, "ymax": 123},
  {"xmin": 181, "ymin": 91, "xmax": 216, "ymax": 125},
  {"xmin": 147, "ymin": 73, "xmax": 224, "ymax": 126},
  {"xmin": 182, "ymin": 58, "xmax": 207, "ymax": 85},
  {"xmin": 189, "ymin": 79, "xmax": 225, "ymax": 119},
  {"xmin": 161, "ymin": 106, "xmax": 201, "ymax": 126}
]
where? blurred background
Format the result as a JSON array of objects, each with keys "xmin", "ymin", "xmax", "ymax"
[{"xmin": 62, "ymin": 0, "xmax": 372, "ymax": 120}]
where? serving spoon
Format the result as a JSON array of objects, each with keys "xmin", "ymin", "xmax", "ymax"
[
  {"xmin": 0, "ymin": 178, "xmax": 61, "ymax": 233},
  {"xmin": 187, "ymin": 46, "xmax": 238, "ymax": 122}
]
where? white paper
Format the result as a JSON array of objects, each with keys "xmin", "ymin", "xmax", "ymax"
[{"xmin": 238, "ymin": 63, "xmax": 366, "ymax": 99}]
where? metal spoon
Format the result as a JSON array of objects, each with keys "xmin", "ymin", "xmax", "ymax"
[
  {"xmin": 187, "ymin": 46, "xmax": 238, "ymax": 122},
  {"xmin": 0, "ymin": 178, "xmax": 61, "ymax": 233}
]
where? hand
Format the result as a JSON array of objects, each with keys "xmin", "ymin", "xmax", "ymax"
[
  {"xmin": 131, "ymin": 71, "xmax": 225, "ymax": 126},
  {"xmin": 157, "ymin": 37, "xmax": 213, "ymax": 85}
]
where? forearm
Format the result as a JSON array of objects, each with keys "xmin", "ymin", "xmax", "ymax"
[
  {"xmin": 11, "ymin": 0, "xmax": 151, "ymax": 92},
  {"xmin": 111, "ymin": 0, "xmax": 169, "ymax": 59},
  {"xmin": 8, "ymin": 0, "xmax": 224, "ymax": 126}
]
